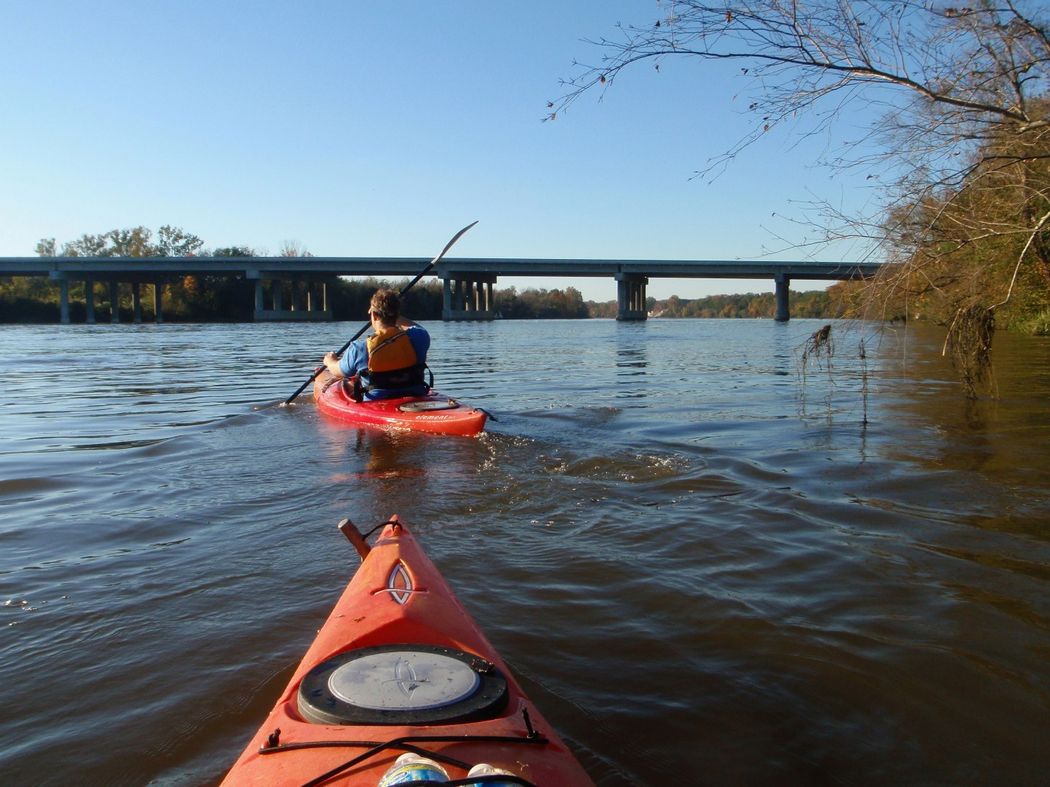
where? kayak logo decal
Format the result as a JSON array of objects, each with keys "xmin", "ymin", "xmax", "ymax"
[
  {"xmin": 380, "ymin": 561, "xmax": 414, "ymax": 605},
  {"xmin": 394, "ymin": 657, "xmax": 425, "ymax": 696}
]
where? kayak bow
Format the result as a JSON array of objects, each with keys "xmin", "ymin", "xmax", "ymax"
[
  {"xmin": 222, "ymin": 516, "xmax": 593, "ymax": 786},
  {"xmin": 313, "ymin": 372, "xmax": 488, "ymax": 436}
]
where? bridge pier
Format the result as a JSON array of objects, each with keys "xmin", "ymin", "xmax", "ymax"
[
  {"xmin": 153, "ymin": 282, "xmax": 164, "ymax": 323},
  {"xmin": 85, "ymin": 277, "xmax": 96, "ymax": 323},
  {"xmin": 616, "ymin": 273, "xmax": 648, "ymax": 321},
  {"xmin": 132, "ymin": 283, "xmax": 142, "ymax": 323},
  {"xmin": 442, "ymin": 273, "xmax": 496, "ymax": 320},
  {"xmin": 48, "ymin": 272, "xmax": 163, "ymax": 323},
  {"xmin": 249, "ymin": 273, "xmax": 331, "ymax": 321},
  {"xmin": 775, "ymin": 273, "xmax": 790, "ymax": 322},
  {"xmin": 55, "ymin": 275, "xmax": 70, "ymax": 324},
  {"xmin": 109, "ymin": 280, "xmax": 120, "ymax": 323},
  {"xmin": 254, "ymin": 279, "xmax": 264, "ymax": 315}
]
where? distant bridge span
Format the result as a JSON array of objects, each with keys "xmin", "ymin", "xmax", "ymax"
[{"xmin": 0, "ymin": 256, "xmax": 884, "ymax": 323}]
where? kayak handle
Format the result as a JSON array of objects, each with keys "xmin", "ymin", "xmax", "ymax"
[
  {"xmin": 338, "ymin": 518, "xmax": 371, "ymax": 559},
  {"xmin": 338, "ymin": 517, "xmax": 402, "ymax": 559}
]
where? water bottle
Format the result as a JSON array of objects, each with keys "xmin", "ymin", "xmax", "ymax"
[
  {"xmin": 377, "ymin": 753, "xmax": 449, "ymax": 785},
  {"xmin": 466, "ymin": 762, "xmax": 516, "ymax": 786}
]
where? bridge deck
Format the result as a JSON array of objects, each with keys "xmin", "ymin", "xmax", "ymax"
[
  {"xmin": 0, "ymin": 255, "xmax": 885, "ymax": 324},
  {"xmin": 0, "ymin": 256, "xmax": 883, "ymax": 281}
]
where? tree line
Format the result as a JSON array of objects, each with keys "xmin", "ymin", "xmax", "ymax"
[
  {"xmin": 4, "ymin": 226, "xmax": 260, "ymax": 322},
  {"xmin": 0, "ymin": 226, "xmax": 600, "ymax": 322},
  {"xmin": 587, "ymin": 290, "xmax": 839, "ymax": 319}
]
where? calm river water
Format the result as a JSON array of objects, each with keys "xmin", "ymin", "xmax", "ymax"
[{"xmin": 1, "ymin": 318, "xmax": 1048, "ymax": 786}]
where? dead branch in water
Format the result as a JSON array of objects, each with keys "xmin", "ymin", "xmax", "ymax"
[
  {"xmin": 943, "ymin": 305, "xmax": 996, "ymax": 399},
  {"xmin": 800, "ymin": 324, "xmax": 834, "ymax": 375}
]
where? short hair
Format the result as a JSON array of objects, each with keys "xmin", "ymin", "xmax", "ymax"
[{"xmin": 370, "ymin": 289, "xmax": 400, "ymax": 324}]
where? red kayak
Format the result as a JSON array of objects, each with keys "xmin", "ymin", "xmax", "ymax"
[
  {"xmin": 313, "ymin": 372, "xmax": 488, "ymax": 436},
  {"xmin": 222, "ymin": 516, "xmax": 593, "ymax": 786}
]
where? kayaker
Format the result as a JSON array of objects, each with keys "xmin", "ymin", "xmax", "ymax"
[{"xmin": 322, "ymin": 289, "xmax": 431, "ymax": 400}]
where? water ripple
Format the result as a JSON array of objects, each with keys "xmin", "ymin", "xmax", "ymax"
[{"xmin": 1, "ymin": 320, "xmax": 1049, "ymax": 785}]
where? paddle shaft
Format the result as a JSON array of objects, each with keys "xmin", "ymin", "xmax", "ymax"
[{"xmin": 284, "ymin": 220, "xmax": 478, "ymax": 404}]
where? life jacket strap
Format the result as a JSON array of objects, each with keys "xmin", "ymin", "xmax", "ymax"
[
  {"xmin": 359, "ymin": 363, "xmax": 432, "ymax": 394},
  {"xmin": 367, "ymin": 329, "xmax": 408, "ymax": 359}
]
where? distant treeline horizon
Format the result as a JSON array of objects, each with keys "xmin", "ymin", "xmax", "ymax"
[{"xmin": 586, "ymin": 289, "xmax": 842, "ymax": 320}]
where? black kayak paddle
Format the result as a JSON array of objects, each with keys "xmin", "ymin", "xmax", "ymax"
[{"xmin": 283, "ymin": 220, "xmax": 478, "ymax": 405}]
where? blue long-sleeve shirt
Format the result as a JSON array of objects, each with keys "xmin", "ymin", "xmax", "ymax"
[{"xmin": 339, "ymin": 325, "xmax": 430, "ymax": 399}]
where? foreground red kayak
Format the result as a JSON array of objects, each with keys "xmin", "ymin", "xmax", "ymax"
[
  {"xmin": 222, "ymin": 516, "xmax": 593, "ymax": 786},
  {"xmin": 313, "ymin": 372, "xmax": 488, "ymax": 436}
]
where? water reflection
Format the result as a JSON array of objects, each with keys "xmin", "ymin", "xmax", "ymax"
[
  {"xmin": 771, "ymin": 320, "xmax": 796, "ymax": 378},
  {"xmin": 319, "ymin": 425, "xmax": 427, "ymax": 481},
  {"xmin": 435, "ymin": 322, "xmax": 501, "ymax": 382},
  {"xmin": 616, "ymin": 347, "xmax": 647, "ymax": 370},
  {"xmin": 615, "ymin": 325, "xmax": 649, "ymax": 369},
  {"xmin": 613, "ymin": 323, "xmax": 649, "ymax": 404},
  {"xmin": 312, "ymin": 410, "xmax": 493, "ymax": 529},
  {"xmin": 883, "ymin": 326, "xmax": 1050, "ymax": 490}
]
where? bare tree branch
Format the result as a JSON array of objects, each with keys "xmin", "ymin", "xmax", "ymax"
[{"xmin": 551, "ymin": 1, "xmax": 1050, "ymax": 395}]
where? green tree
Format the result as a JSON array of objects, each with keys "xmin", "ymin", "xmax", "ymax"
[
  {"xmin": 105, "ymin": 227, "xmax": 154, "ymax": 257},
  {"xmin": 212, "ymin": 246, "xmax": 255, "ymax": 258},
  {"xmin": 156, "ymin": 225, "xmax": 204, "ymax": 257}
]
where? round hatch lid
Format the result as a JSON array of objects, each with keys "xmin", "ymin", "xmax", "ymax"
[{"xmin": 298, "ymin": 644, "xmax": 508, "ymax": 726}]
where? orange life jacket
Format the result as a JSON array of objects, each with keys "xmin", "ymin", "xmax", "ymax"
[
  {"xmin": 366, "ymin": 328, "xmax": 417, "ymax": 373},
  {"xmin": 361, "ymin": 327, "xmax": 428, "ymax": 393}
]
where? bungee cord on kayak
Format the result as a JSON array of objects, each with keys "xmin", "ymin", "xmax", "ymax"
[{"xmin": 262, "ymin": 731, "xmax": 547, "ymax": 787}]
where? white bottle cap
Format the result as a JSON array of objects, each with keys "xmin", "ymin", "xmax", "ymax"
[{"xmin": 467, "ymin": 763, "xmax": 513, "ymax": 776}]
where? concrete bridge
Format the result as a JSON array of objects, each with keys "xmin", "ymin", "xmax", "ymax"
[{"xmin": 0, "ymin": 256, "xmax": 883, "ymax": 323}]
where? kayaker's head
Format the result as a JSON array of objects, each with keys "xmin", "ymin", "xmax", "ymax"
[{"xmin": 368, "ymin": 289, "xmax": 400, "ymax": 329}]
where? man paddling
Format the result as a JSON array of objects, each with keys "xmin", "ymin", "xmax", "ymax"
[{"xmin": 322, "ymin": 289, "xmax": 431, "ymax": 401}]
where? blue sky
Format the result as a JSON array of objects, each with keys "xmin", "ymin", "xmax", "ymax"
[{"xmin": 0, "ymin": 1, "xmax": 881, "ymax": 301}]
